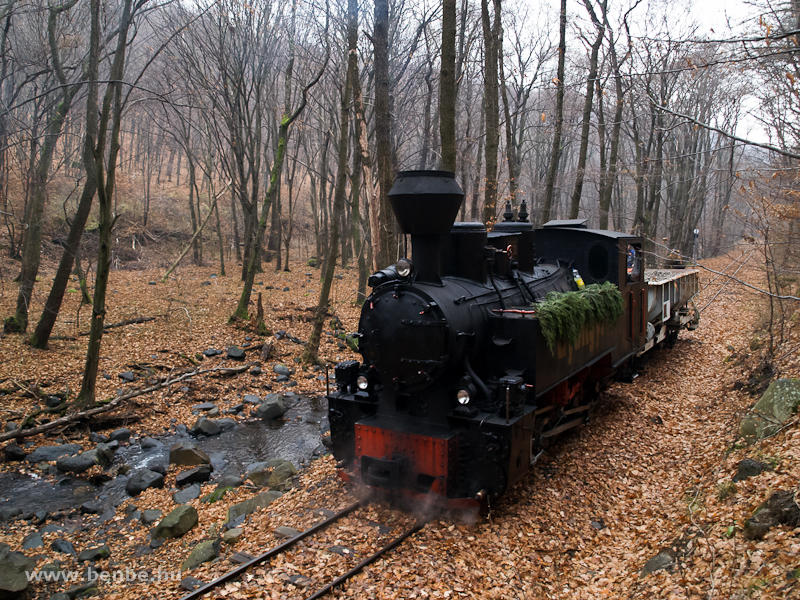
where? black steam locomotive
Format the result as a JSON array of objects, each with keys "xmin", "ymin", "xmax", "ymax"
[{"xmin": 327, "ymin": 170, "xmax": 699, "ymax": 508}]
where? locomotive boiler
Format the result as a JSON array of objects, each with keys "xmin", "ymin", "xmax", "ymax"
[{"xmin": 327, "ymin": 170, "xmax": 699, "ymax": 508}]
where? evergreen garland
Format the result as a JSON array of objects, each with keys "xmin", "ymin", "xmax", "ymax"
[{"xmin": 534, "ymin": 281, "xmax": 624, "ymax": 354}]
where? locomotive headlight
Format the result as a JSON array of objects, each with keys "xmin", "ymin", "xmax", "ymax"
[
  {"xmin": 356, "ymin": 375, "xmax": 370, "ymax": 391},
  {"xmin": 395, "ymin": 258, "xmax": 413, "ymax": 278},
  {"xmin": 456, "ymin": 389, "xmax": 471, "ymax": 405}
]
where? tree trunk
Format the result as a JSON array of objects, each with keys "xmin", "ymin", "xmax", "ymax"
[
  {"xmin": 232, "ymin": 2, "xmax": 326, "ymax": 320},
  {"xmin": 440, "ymin": 0, "xmax": 457, "ymax": 172},
  {"xmin": 598, "ymin": 30, "xmax": 625, "ymax": 230},
  {"xmin": 77, "ymin": 0, "xmax": 133, "ymax": 407},
  {"xmin": 374, "ymin": 0, "xmax": 396, "ymax": 268},
  {"xmin": 480, "ymin": 0, "xmax": 501, "ymax": 226},
  {"xmin": 187, "ymin": 152, "xmax": 200, "ymax": 264},
  {"xmin": 541, "ymin": 0, "xmax": 566, "ymax": 224},
  {"xmin": 303, "ymin": 12, "xmax": 354, "ymax": 363},
  {"xmin": 5, "ymin": 0, "xmax": 83, "ymax": 334},
  {"xmin": 352, "ymin": 52, "xmax": 379, "ymax": 271},
  {"xmin": 214, "ymin": 200, "xmax": 226, "ymax": 276},
  {"xmin": 569, "ymin": 13, "xmax": 604, "ymax": 219},
  {"xmin": 27, "ymin": 0, "xmax": 100, "ymax": 348},
  {"xmin": 471, "ymin": 92, "xmax": 485, "ymax": 221}
]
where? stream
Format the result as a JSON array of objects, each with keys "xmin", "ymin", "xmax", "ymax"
[{"xmin": 0, "ymin": 394, "xmax": 329, "ymax": 517}]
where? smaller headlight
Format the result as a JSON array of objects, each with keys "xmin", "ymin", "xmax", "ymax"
[
  {"xmin": 396, "ymin": 258, "xmax": 413, "ymax": 278},
  {"xmin": 356, "ymin": 375, "xmax": 369, "ymax": 391},
  {"xmin": 456, "ymin": 389, "xmax": 470, "ymax": 405}
]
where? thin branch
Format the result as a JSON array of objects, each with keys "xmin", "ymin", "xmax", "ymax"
[
  {"xmin": 0, "ymin": 361, "xmax": 256, "ymax": 443},
  {"xmin": 647, "ymin": 94, "xmax": 800, "ymax": 160}
]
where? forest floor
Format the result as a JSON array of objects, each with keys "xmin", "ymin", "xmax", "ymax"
[{"xmin": 0, "ymin": 246, "xmax": 798, "ymax": 600}]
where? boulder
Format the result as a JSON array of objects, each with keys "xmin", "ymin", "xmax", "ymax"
[
  {"xmin": 740, "ymin": 378, "xmax": 800, "ymax": 443},
  {"xmin": 21, "ymin": 532, "xmax": 43, "ymax": 550},
  {"xmin": 126, "ymin": 469, "xmax": 165, "ymax": 496},
  {"xmin": 639, "ymin": 549, "xmax": 675, "ymax": 578},
  {"xmin": 2, "ymin": 443, "xmax": 26, "ymax": 461},
  {"xmin": 246, "ymin": 459, "xmax": 296, "ymax": 490},
  {"xmin": 222, "ymin": 528, "xmax": 243, "ymax": 545},
  {"xmin": 743, "ymin": 489, "xmax": 800, "ymax": 540},
  {"xmin": 173, "ymin": 484, "xmax": 201, "ymax": 504},
  {"xmin": 0, "ymin": 543, "xmax": 36, "ymax": 597},
  {"xmin": 192, "ymin": 402, "xmax": 217, "ymax": 411},
  {"xmin": 51, "ymin": 539, "xmax": 76, "ymax": 554},
  {"xmin": 80, "ymin": 502, "xmax": 104, "ymax": 515},
  {"xmin": 64, "ymin": 582, "xmax": 95, "ymax": 599},
  {"xmin": 255, "ymin": 394, "xmax": 287, "ymax": 420},
  {"xmin": 215, "ymin": 474, "xmax": 243, "ymax": 489},
  {"xmin": 56, "ymin": 452, "xmax": 97, "ymax": 474},
  {"xmin": 169, "ymin": 442, "xmax": 210, "ymax": 466},
  {"xmin": 227, "ymin": 346, "xmax": 246, "ymax": 360},
  {"xmin": 152, "ymin": 506, "xmax": 198, "ymax": 539},
  {"xmin": 92, "ymin": 443, "xmax": 116, "ymax": 467},
  {"xmin": 124, "ymin": 510, "xmax": 142, "ymax": 523},
  {"xmin": 25, "ymin": 444, "xmax": 82, "ymax": 463},
  {"xmin": 141, "ymin": 437, "xmax": 162, "ymax": 450},
  {"xmin": 176, "ymin": 465, "xmax": 213, "ymax": 487},
  {"xmin": 40, "ymin": 524, "xmax": 64, "ymax": 534},
  {"xmin": 77, "ymin": 545, "xmax": 111, "ymax": 562},
  {"xmin": 181, "ymin": 539, "xmax": 220, "ymax": 571},
  {"xmin": 733, "ymin": 459, "xmax": 766, "ymax": 482},
  {"xmin": 216, "ymin": 418, "xmax": 237, "ymax": 431},
  {"xmin": 226, "ymin": 491, "xmax": 283, "ymax": 522},
  {"xmin": 146, "ymin": 461, "xmax": 167, "ymax": 475},
  {"xmin": 273, "ymin": 364, "xmax": 293, "ymax": 376},
  {"xmin": 109, "ymin": 428, "xmax": 131, "ymax": 442},
  {"xmin": 0, "ymin": 506, "xmax": 21, "ymax": 522},
  {"xmin": 191, "ymin": 417, "xmax": 221, "ymax": 437},
  {"xmin": 119, "ymin": 371, "xmax": 136, "ymax": 382},
  {"xmin": 45, "ymin": 395, "xmax": 63, "ymax": 408},
  {"xmin": 141, "ymin": 509, "xmax": 162, "ymax": 525},
  {"xmin": 201, "ymin": 487, "xmax": 233, "ymax": 504},
  {"xmin": 243, "ymin": 395, "xmax": 261, "ymax": 405}
]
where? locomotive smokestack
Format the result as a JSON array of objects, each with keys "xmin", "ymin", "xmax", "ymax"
[{"xmin": 388, "ymin": 170, "xmax": 464, "ymax": 284}]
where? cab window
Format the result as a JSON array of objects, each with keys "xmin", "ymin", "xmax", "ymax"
[{"xmin": 626, "ymin": 243, "xmax": 642, "ymax": 283}]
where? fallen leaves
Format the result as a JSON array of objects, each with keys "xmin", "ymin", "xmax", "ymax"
[{"xmin": 0, "ymin": 251, "xmax": 797, "ymax": 599}]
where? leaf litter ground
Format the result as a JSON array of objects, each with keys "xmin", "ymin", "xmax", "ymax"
[{"xmin": 0, "ymin": 250, "xmax": 797, "ymax": 600}]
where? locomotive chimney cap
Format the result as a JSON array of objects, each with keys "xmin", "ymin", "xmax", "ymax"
[{"xmin": 389, "ymin": 170, "xmax": 464, "ymax": 236}]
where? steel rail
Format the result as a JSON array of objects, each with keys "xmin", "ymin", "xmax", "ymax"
[
  {"xmin": 305, "ymin": 519, "xmax": 429, "ymax": 600},
  {"xmin": 178, "ymin": 500, "xmax": 363, "ymax": 600}
]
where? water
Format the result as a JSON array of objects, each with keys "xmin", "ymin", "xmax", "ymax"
[{"xmin": 0, "ymin": 395, "xmax": 329, "ymax": 516}]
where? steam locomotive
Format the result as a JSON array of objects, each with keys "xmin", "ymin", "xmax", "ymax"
[{"xmin": 327, "ymin": 170, "xmax": 699, "ymax": 508}]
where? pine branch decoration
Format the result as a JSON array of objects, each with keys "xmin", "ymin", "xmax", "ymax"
[{"xmin": 534, "ymin": 281, "xmax": 624, "ymax": 354}]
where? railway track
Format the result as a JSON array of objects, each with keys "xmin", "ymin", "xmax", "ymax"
[{"xmin": 178, "ymin": 500, "xmax": 428, "ymax": 600}]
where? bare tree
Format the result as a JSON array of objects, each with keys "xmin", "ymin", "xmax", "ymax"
[{"xmin": 541, "ymin": 0, "xmax": 566, "ymax": 224}]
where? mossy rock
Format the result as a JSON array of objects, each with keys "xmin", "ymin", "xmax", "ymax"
[
  {"xmin": 739, "ymin": 379, "xmax": 800, "ymax": 443},
  {"xmin": 181, "ymin": 539, "xmax": 220, "ymax": 571},
  {"xmin": 743, "ymin": 489, "xmax": 800, "ymax": 540},
  {"xmin": 201, "ymin": 487, "xmax": 233, "ymax": 504},
  {"xmin": 152, "ymin": 505, "xmax": 198, "ymax": 539},
  {"xmin": 226, "ymin": 491, "xmax": 282, "ymax": 523}
]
